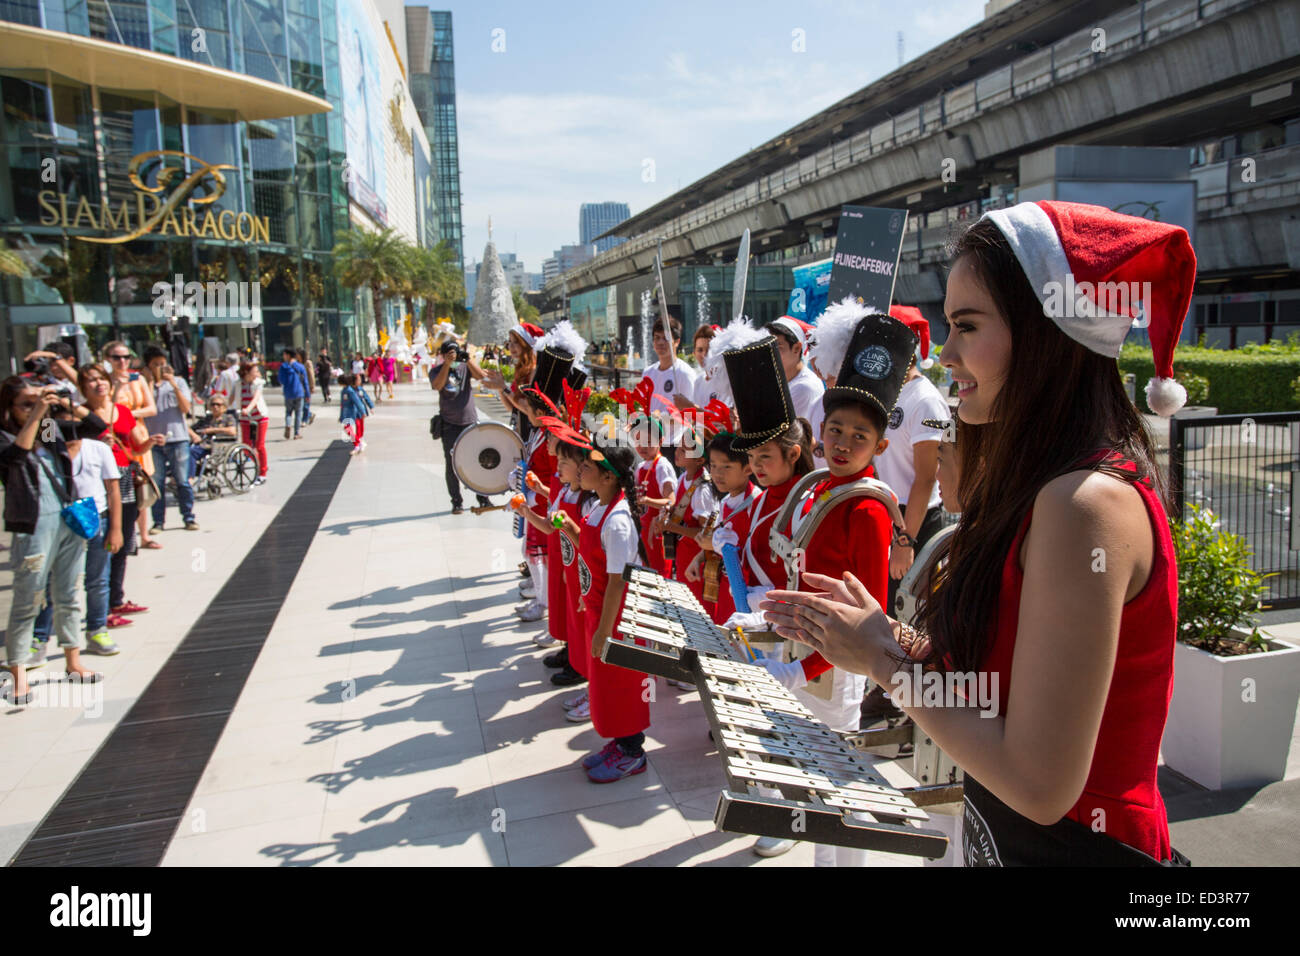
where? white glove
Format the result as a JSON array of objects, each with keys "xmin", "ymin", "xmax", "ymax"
[
  {"xmin": 761, "ymin": 657, "xmax": 807, "ymax": 690},
  {"xmin": 711, "ymin": 525, "xmax": 739, "ymax": 550},
  {"xmin": 723, "ymin": 611, "xmax": 766, "ymax": 633}
]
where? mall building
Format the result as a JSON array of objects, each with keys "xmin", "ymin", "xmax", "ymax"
[{"xmin": 0, "ymin": 0, "xmax": 454, "ymax": 373}]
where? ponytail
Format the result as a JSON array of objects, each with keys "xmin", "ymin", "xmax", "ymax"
[{"xmin": 770, "ymin": 417, "xmax": 815, "ymax": 476}]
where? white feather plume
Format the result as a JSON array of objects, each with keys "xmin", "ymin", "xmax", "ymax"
[
  {"xmin": 537, "ymin": 320, "xmax": 589, "ymax": 370},
  {"xmin": 809, "ymin": 296, "xmax": 870, "ymax": 382},
  {"xmin": 705, "ymin": 318, "xmax": 767, "ymax": 405}
]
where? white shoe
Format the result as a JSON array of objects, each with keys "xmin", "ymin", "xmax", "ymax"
[
  {"xmin": 753, "ymin": 836, "xmax": 796, "ymax": 858},
  {"xmin": 359, "ymin": 440, "xmax": 367, "ymax": 451},
  {"xmin": 667, "ymin": 679, "xmax": 694, "ymax": 690},
  {"xmin": 565, "ymin": 699, "xmax": 591, "ymax": 722},
  {"xmin": 533, "ymin": 632, "xmax": 557, "ymax": 648},
  {"xmin": 516, "ymin": 601, "xmax": 545, "ymax": 622},
  {"xmin": 562, "ymin": 690, "xmax": 588, "ymax": 711},
  {"xmin": 519, "ymin": 582, "xmax": 536, "ymax": 599}
]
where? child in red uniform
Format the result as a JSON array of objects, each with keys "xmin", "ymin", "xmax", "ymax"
[
  {"xmin": 632, "ymin": 420, "xmax": 675, "ymax": 576},
  {"xmin": 516, "ymin": 392, "xmax": 557, "ymax": 625},
  {"xmin": 563, "ymin": 440, "xmax": 652, "ymax": 783},
  {"xmin": 693, "ymin": 432, "xmax": 756, "ymax": 625},
  {"xmin": 761, "ymin": 201, "xmax": 1195, "ymax": 866},
  {"xmin": 654, "ymin": 428, "xmax": 717, "ymax": 612}
]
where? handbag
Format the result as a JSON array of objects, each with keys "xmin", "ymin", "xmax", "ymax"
[
  {"xmin": 35, "ymin": 452, "xmax": 101, "ymax": 540},
  {"xmin": 135, "ymin": 470, "xmax": 161, "ymax": 510},
  {"xmin": 430, "ymin": 413, "xmax": 443, "ymax": 440},
  {"xmin": 107, "ymin": 413, "xmax": 159, "ymax": 510}
]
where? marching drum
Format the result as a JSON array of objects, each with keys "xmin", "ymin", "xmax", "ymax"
[{"xmin": 450, "ymin": 422, "xmax": 524, "ymax": 495}]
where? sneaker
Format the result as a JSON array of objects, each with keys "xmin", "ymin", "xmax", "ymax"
[
  {"xmin": 753, "ymin": 837, "xmax": 797, "ymax": 858},
  {"xmin": 580, "ymin": 740, "xmax": 619, "ymax": 768},
  {"xmin": 565, "ymin": 699, "xmax": 592, "ymax": 723},
  {"xmin": 587, "ymin": 746, "xmax": 647, "ymax": 783},
  {"xmin": 519, "ymin": 581, "xmax": 536, "ymax": 598},
  {"xmin": 562, "ymin": 690, "xmax": 588, "ymax": 711},
  {"xmin": 516, "ymin": 601, "xmax": 545, "ymax": 622},
  {"xmin": 533, "ymin": 632, "xmax": 557, "ymax": 648},
  {"xmin": 85, "ymin": 631, "xmax": 120, "ymax": 656},
  {"xmin": 24, "ymin": 644, "xmax": 46, "ymax": 669},
  {"xmin": 550, "ymin": 666, "xmax": 586, "ymax": 687},
  {"xmin": 451, "ymin": 506, "xmax": 464, "ymax": 515},
  {"xmin": 184, "ymin": 520, "xmax": 200, "ymax": 531},
  {"xmin": 112, "ymin": 601, "xmax": 148, "ymax": 615},
  {"xmin": 149, "ymin": 525, "xmax": 164, "ymax": 536},
  {"xmin": 518, "ymin": 562, "xmax": 530, "ymax": 578},
  {"xmin": 252, "ymin": 476, "xmax": 267, "ymax": 486},
  {"xmin": 543, "ymin": 647, "xmax": 568, "ymax": 669},
  {"xmin": 359, "ymin": 440, "xmax": 367, "ymax": 451},
  {"xmin": 106, "ymin": 614, "xmax": 133, "ymax": 629}
]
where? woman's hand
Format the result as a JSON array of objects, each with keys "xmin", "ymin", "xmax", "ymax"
[
  {"xmin": 757, "ymin": 571, "xmax": 898, "ymax": 680},
  {"xmin": 889, "ymin": 543, "xmax": 915, "ymax": 581},
  {"xmin": 483, "ymin": 369, "xmax": 506, "ymax": 390},
  {"xmin": 149, "ymin": 433, "xmax": 167, "ymax": 446}
]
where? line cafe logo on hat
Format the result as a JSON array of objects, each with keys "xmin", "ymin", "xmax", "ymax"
[
  {"xmin": 36, "ymin": 150, "xmax": 271, "ymax": 245},
  {"xmin": 853, "ymin": 344, "xmax": 894, "ymax": 379}
]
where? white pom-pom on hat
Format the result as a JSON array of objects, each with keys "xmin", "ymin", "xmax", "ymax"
[
  {"xmin": 1145, "ymin": 376, "xmax": 1187, "ymax": 417},
  {"xmin": 809, "ymin": 296, "xmax": 870, "ymax": 381},
  {"xmin": 705, "ymin": 318, "xmax": 767, "ymax": 406}
]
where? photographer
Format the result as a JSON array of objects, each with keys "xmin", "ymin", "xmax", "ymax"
[
  {"xmin": 144, "ymin": 346, "xmax": 198, "ymax": 532},
  {"xmin": 430, "ymin": 339, "xmax": 490, "ymax": 515}
]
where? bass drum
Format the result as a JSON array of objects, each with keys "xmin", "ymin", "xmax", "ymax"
[{"xmin": 451, "ymin": 422, "xmax": 524, "ymax": 495}]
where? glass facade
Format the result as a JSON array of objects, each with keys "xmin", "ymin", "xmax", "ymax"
[
  {"xmin": 0, "ymin": 0, "xmax": 371, "ymax": 372},
  {"xmin": 408, "ymin": 8, "xmax": 462, "ymax": 274}
]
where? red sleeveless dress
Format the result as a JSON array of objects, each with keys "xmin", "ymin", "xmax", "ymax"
[
  {"xmin": 558, "ymin": 487, "xmax": 587, "ymax": 677},
  {"xmin": 963, "ymin": 450, "xmax": 1179, "ymax": 865}
]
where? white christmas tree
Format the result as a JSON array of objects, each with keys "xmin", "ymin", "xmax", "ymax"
[{"xmin": 469, "ymin": 234, "xmax": 517, "ymax": 346}]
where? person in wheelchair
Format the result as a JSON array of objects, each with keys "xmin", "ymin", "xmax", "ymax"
[{"xmin": 188, "ymin": 394, "xmax": 238, "ymax": 484}]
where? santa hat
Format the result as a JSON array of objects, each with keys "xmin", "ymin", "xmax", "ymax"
[
  {"xmin": 982, "ymin": 200, "xmax": 1197, "ymax": 416},
  {"xmin": 889, "ymin": 305, "xmax": 933, "ymax": 370},
  {"xmin": 704, "ymin": 318, "xmax": 767, "ymax": 406},
  {"xmin": 769, "ymin": 315, "xmax": 815, "ymax": 354},
  {"xmin": 509, "ymin": 322, "xmax": 545, "ymax": 348}
]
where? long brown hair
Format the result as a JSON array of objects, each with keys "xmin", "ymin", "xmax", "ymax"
[
  {"xmin": 917, "ymin": 218, "xmax": 1165, "ymax": 674},
  {"xmin": 509, "ymin": 331, "xmax": 536, "ymax": 390}
]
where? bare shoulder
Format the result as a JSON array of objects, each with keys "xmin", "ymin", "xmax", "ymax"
[{"xmin": 1034, "ymin": 468, "xmax": 1147, "ymax": 526}]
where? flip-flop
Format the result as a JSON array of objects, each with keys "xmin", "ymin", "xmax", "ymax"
[
  {"xmin": 140, "ymin": 540, "xmax": 163, "ymax": 549},
  {"xmin": 65, "ymin": 672, "xmax": 104, "ymax": 684}
]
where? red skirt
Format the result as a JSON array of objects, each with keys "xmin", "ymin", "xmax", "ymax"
[{"xmin": 584, "ymin": 601, "xmax": 649, "ymax": 739}]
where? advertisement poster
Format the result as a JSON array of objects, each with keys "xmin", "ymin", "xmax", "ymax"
[
  {"xmin": 826, "ymin": 205, "xmax": 908, "ymax": 314},
  {"xmin": 338, "ymin": 2, "xmax": 388, "ymax": 225}
]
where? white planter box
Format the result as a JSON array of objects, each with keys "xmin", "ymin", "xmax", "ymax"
[{"xmin": 1162, "ymin": 634, "xmax": 1300, "ymax": 790}]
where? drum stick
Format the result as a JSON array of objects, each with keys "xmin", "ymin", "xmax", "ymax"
[{"xmin": 470, "ymin": 503, "xmax": 509, "ymax": 515}]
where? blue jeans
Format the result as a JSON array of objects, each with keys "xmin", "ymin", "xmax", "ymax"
[
  {"xmin": 151, "ymin": 441, "xmax": 195, "ymax": 526},
  {"xmin": 285, "ymin": 396, "xmax": 304, "ymax": 435},
  {"xmin": 6, "ymin": 505, "xmax": 87, "ymax": 666},
  {"xmin": 189, "ymin": 443, "xmax": 209, "ymax": 479},
  {"xmin": 34, "ymin": 512, "xmax": 111, "ymax": 642}
]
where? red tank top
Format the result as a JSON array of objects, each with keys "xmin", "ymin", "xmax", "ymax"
[
  {"xmin": 742, "ymin": 474, "xmax": 799, "ymax": 589},
  {"xmin": 979, "ymin": 451, "xmax": 1176, "ymax": 861}
]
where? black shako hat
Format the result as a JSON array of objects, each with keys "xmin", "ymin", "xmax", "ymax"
[
  {"xmin": 824, "ymin": 312, "xmax": 917, "ymax": 430},
  {"xmin": 723, "ymin": 334, "xmax": 798, "ymax": 453},
  {"xmin": 528, "ymin": 346, "xmax": 575, "ymax": 409},
  {"xmin": 566, "ymin": 366, "xmax": 588, "ymax": 391}
]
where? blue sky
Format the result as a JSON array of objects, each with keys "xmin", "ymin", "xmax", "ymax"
[{"xmin": 414, "ymin": 1, "xmax": 988, "ymax": 274}]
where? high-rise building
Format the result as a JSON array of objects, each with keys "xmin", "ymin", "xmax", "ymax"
[
  {"xmin": 550, "ymin": 243, "xmax": 596, "ymax": 277},
  {"xmin": 580, "ymin": 202, "xmax": 631, "ymax": 254},
  {"xmin": 406, "ymin": 8, "xmax": 464, "ymax": 274}
]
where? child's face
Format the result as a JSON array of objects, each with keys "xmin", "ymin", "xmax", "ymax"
[
  {"xmin": 820, "ymin": 405, "xmax": 887, "ymax": 477},
  {"xmin": 708, "ymin": 450, "xmax": 749, "ymax": 495},
  {"xmin": 675, "ymin": 441, "xmax": 702, "ymax": 472},
  {"xmin": 633, "ymin": 438, "xmax": 656, "ymax": 461},
  {"xmin": 746, "ymin": 440, "xmax": 798, "ymax": 487},
  {"xmin": 578, "ymin": 457, "xmax": 603, "ymax": 492},
  {"xmin": 556, "ymin": 452, "xmax": 577, "ymax": 485}
]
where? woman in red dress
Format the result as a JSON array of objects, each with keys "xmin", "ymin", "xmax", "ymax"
[{"xmin": 761, "ymin": 201, "xmax": 1196, "ymax": 866}]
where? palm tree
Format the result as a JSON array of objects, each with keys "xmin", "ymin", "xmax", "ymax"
[{"xmin": 332, "ymin": 227, "xmax": 407, "ymax": 345}]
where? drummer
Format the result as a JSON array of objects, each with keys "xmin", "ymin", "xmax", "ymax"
[{"xmin": 431, "ymin": 339, "xmax": 491, "ymax": 515}]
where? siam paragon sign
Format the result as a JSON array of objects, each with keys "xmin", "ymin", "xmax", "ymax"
[{"xmin": 36, "ymin": 150, "xmax": 271, "ymax": 244}]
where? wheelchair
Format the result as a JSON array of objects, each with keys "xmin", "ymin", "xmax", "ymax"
[{"xmin": 191, "ymin": 436, "xmax": 261, "ymax": 499}]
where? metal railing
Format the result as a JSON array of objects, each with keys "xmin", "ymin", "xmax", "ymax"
[{"xmin": 1169, "ymin": 411, "xmax": 1300, "ymax": 609}]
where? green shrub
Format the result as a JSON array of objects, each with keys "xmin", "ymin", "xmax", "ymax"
[
  {"xmin": 1171, "ymin": 505, "xmax": 1270, "ymax": 656},
  {"xmin": 585, "ymin": 391, "xmax": 618, "ymax": 418},
  {"xmin": 1120, "ymin": 343, "xmax": 1300, "ymax": 414},
  {"xmin": 1291, "ymin": 374, "xmax": 1300, "ymax": 407},
  {"xmin": 1174, "ymin": 370, "xmax": 1210, "ymax": 406}
]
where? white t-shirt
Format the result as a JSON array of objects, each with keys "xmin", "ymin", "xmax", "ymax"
[
  {"xmin": 693, "ymin": 368, "xmax": 722, "ymax": 409},
  {"xmin": 351, "ymin": 359, "xmax": 365, "ymax": 377},
  {"xmin": 215, "ymin": 366, "xmax": 240, "ymax": 404},
  {"xmin": 873, "ymin": 374, "xmax": 948, "ymax": 510},
  {"xmin": 583, "ymin": 497, "xmax": 640, "ymax": 574},
  {"xmin": 641, "ymin": 360, "xmax": 696, "ymax": 412},
  {"xmin": 685, "ymin": 471, "xmax": 718, "ymax": 522},
  {"xmin": 71, "ymin": 439, "xmax": 122, "ymax": 515},
  {"xmin": 787, "ymin": 364, "xmax": 825, "ymax": 424}
]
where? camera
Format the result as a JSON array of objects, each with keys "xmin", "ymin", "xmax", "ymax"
[{"xmin": 456, "ymin": 347, "xmax": 469, "ymax": 363}]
